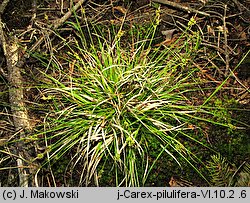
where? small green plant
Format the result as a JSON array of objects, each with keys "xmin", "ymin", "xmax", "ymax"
[
  {"xmin": 207, "ymin": 154, "xmax": 250, "ymax": 186},
  {"xmin": 30, "ymin": 8, "xmax": 242, "ymax": 186}
]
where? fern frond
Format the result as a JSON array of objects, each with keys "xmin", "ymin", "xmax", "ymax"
[{"xmin": 207, "ymin": 154, "xmax": 234, "ymax": 186}]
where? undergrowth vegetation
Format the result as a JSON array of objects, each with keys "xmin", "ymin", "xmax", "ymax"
[{"xmin": 23, "ymin": 8, "xmax": 249, "ymax": 186}]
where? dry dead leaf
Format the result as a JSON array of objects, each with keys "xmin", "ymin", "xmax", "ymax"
[
  {"xmin": 169, "ymin": 176, "xmax": 193, "ymax": 187},
  {"xmin": 216, "ymin": 26, "xmax": 228, "ymax": 33},
  {"xmin": 207, "ymin": 25, "xmax": 215, "ymax": 36},
  {"xmin": 161, "ymin": 29, "xmax": 177, "ymax": 42},
  {"xmin": 240, "ymin": 31, "xmax": 247, "ymax": 40},
  {"xmin": 113, "ymin": 6, "xmax": 127, "ymax": 14}
]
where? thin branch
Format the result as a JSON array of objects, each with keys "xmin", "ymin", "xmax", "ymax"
[
  {"xmin": 29, "ymin": 0, "xmax": 86, "ymax": 53},
  {"xmin": 152, "ymin": 0, "xmax": 210, "ymax": 17},
  {"xmin": 223, "ymin": 4, "xmax": 230, "ymax": 75}
]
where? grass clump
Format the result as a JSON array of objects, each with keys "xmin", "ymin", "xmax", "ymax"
[{"xmin": 31, "ymin": 10, "xmax": 240, "ymax": 186}]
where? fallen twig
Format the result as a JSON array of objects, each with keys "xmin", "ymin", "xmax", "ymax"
[
  {"xmin": 0, "ymin": 0, "xmax": 9, "ymax": 15},
  {"xmin": 0, "ymin": 0, "xmax": 31, "ymax": 187},
  {"xmin": 223, "ymin": 4, "xmax": 230, "ymax": 76},
  {"xmin": 0, "ymin": 0, "xmax": 9, "ymax": 54},
  {"xmin": 152, "ymin": 0, "xmax": 210, "ymax": 17},
  {"xmin": 29, "ymin": 0, "xmax": 86, "ymax": 53},
  {"xmin": 0, "ymin": 0, "xmax": 43, "ymax": 187}
]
